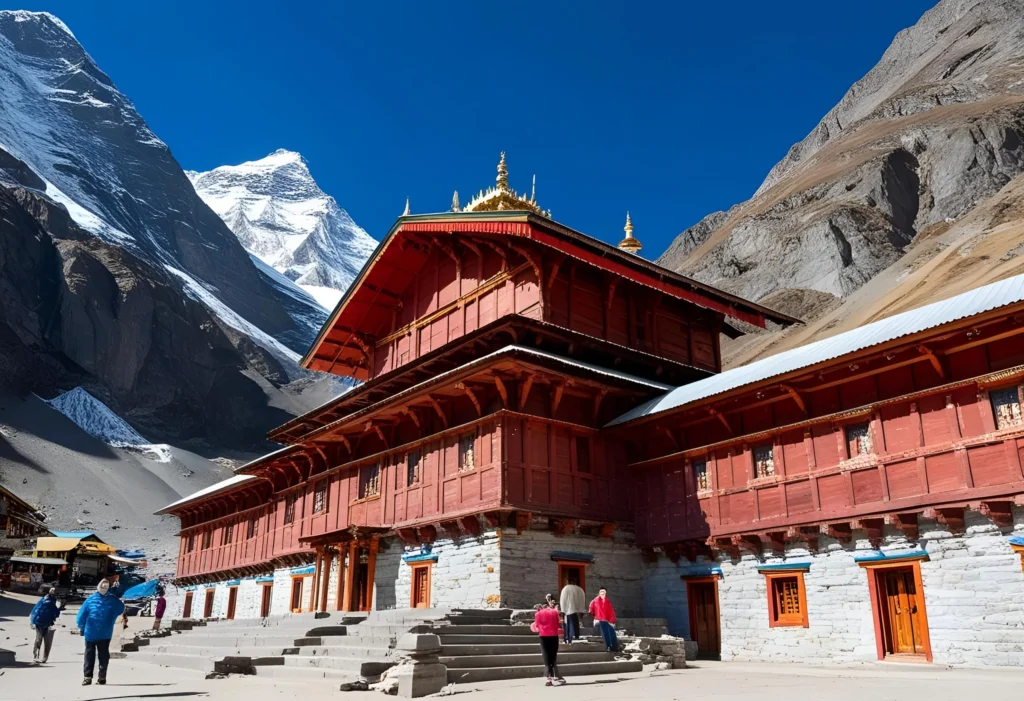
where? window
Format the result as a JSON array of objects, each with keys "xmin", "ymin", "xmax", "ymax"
[
  {"xmin": 693, "ymin": 459, "xmax": 709, "ymax": 491},
  {"xmin": 407, "ymin": 450, "xmax": 421, "ymax": 486},
  {"xmin": 283, "ymin": 494, "xmax": 296, "ymax": 524},
  {"xmin": 359, "ymin": 463, "xmax": 381, "ymax": 499},
  {"xmin": 845, "ymin": 422, "xmax": 873, "ymax": 457},
  {"xmin": 753, "ymin": 444, "xmax": 775, "ymax": 479},
  {"xmin": 576, "ymin": 436, "xmax": 591, "ymax": 473},
  {"xmin": 186, "ymin": 534, "xmax": 195, "ymax": 553},
  {"xmin": 766, "ymin": 572, "xmax": 808, "ymax": 628},
  {"xmin": 201, "ymin": 530, "xmax": 212, "ymax": 550},
  {"xmin": 247, "ymin": 515, "xmax": 259, "ymax": 540},
  {"xmin": 222, "ymin": 523, "xmax": 234, "ymax": 546},
  {"xmin": 313, "ymin": 481, "xmax": 327, "ymax": 514},
  {"xmin": 458, "ymin": 433, "xmax": 476, "ymax": 472},
  {"xmin": 991, "ymin": 387, "xmax": 1022, "ymax": 430}
]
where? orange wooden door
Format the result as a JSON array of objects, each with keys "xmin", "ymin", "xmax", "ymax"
[
  {"xmin": 203, "ymin": 589, "xmax": 215, "ymax": 618},
  {"xmin": 687, "ymin": 581, "xmax": 720, "ymax": 659},
  {"xmin": 183, "ymin": 592, "xmax": 193, "ymax": 619},
  {"xmin": 412, "ymin": 565, "xmax": 431, "ymax": 608},
  {"xmin": 260, "ymin": 585, "xmax": 272, "ymax": 617},
  {"xmin": 290, "ymin": 578, "xmax": 304, "ymax": 612},
  {"xmin": 226, "ymin": 587, "xmax": 238, "ymax": 620},
  {"xmin": 881, "ymin": 570, "xmax": 925, "ymax": 654},
  {"xmin": 558, "ymin": 564, "xmax": 585, "ymax": 591}
]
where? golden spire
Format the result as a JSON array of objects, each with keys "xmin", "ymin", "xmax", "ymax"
[
  {"xmin": 451, "ymin": 190, "xmax": 461, "ymax": 212},
  {"xmin": 496, "ymin": 151, "xmax": 509, "ymax": 190},
  {"xmin": 617, "ymin": 211, "xmax": 643, "ymax": 255},
  {"xmin": 402, "ymin": 197, "xmax": 410, "ymax": 216}
]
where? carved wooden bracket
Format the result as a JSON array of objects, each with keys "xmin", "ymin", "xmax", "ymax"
[
  {"xmin": 709, "ymin": 537, "xmax": 739, "ymax": 560},
  {"xmin": 515, "ymin": 511, "xmax": 532, "ymax": 535},
  {"xmin": 979, "ymin": 501, "xmax": 1014, "ymax": 528},
  {"xmin": 550, "ymin": 518, "xmax": 578, "ymax": 536},
  {"xmin": 762, "ymin": 531, "xmax": 787, "ymax": 556},
  {"xmin": 925, "ymin": 506, "xmax": 965, "ymax": 534},
  {"xmin": 440, "ymin": 521, "xmax": 462, "ymax": 543},
  {"xmin": 483, "ymin": 512, "xmax": 502, "ymax": 528},
  {"xmin": 787, "ymin": 526, "xmax": 819, "ymax": 553},
  {"xmin": 823, "ymin": 522, "xmax": 852, "ymax": 543},
  {"xmin": 418, "ymin": 525, "xmax": 437, "ymax": 545},
  {"xmin": 855, "ymin": 518, "xmax": 886, "ymax": 548},
  {"xmin": 460, "ymin": 515, "xmax": 482, "ymax": 537},
  {"xmin": 640, "ymin": 547, "xmax": 659, "ymax": 564},
  {"xmin": 734, "ymin": 534, "xmax": 762, "ymax": 554},
  {"xmin": 662, "ymin": 542, "xmax": 682, "ymax": 563},
  {"xmin": 708, "ymin": 407, "xmax": 734, "ymax": 436},
  {"xmin": 493, "ymin": 375, "xmax": 509, "ymax": 407},
  {"xmin": 885, "ymin": 513, "xmax": 919, "ymax": 541},
  {"xmin": 396, "ymin": 528, "xmax": 418, "ymax": 546},
  {"xmin": 518, "ymin": 375, "xmax": 535, "ymax": 411}
]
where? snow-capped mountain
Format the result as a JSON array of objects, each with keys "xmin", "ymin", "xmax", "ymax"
[
  {"xmin": 0, "ymin": 11, "xmax": 336, "ymax": 449},
  {"xmin": 44, "ymin": 387, "xmax": 171, "ymax": 462},
  {"xmin": 189, "ymin": 150, "xmax": 378, "ymax": 310}
]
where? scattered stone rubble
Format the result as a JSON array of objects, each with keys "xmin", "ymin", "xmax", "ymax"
[{"xmin": 619, "ymin": 636, "xmax": 693, "ymax": 670}]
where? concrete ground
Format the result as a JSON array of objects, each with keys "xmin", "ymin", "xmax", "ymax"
[{"xmin": 3, "ymin": 591, "xmax": 1024, "ymax": 700}]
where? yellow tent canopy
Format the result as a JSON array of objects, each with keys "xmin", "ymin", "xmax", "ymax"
[{"xmin": 34, "ymin": 537, "xmax": 82, "ymax": 553}]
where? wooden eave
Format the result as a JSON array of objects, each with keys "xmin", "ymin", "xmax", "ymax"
[
  {"xmin": 613, "ymin": 303, "xmax": 1024, "ymax": 435},
  {"xmin": 302, "ymin": 212, "xmax": 797, "ymax": 377},
  {"xmin": 271, "ymin": 314, "xmax": 710, "ymax": 444}
]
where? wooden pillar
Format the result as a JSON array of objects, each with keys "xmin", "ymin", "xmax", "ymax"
[
  {"xmin": 319, "ymin": 550, "xmax": 332, "ymax": 613},
  {"xmin": 365, "ymin": 536, "xmax": 379, "ymax": 612},
  {"xmin": 335, "ymin": 542, "xmax": 347, "ymax": 611},
  {"xmin": 343, "ymin": 540, "xmax": 358, "ymax": 612},
  {"xmin": 311, "ymin": 548, "xmax": 322, "ymax": 613}
]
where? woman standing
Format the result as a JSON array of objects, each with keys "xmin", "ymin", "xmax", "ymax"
[
  {"xmin": 530, "ymin": 596, "xmax": 565, "ymax": 686},
  {"xmin": 588, "ymin": 588, "xmax": 618, "ymax": 653}
]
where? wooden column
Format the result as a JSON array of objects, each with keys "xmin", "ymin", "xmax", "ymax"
[
  {"xmin": 335, "ymin": 542, "xmax": 347, "ymax": 611},
  {"xmin": 343, "ymin": 540, "xmax": 358, "ymax": 612},
  {"xmin": 365, "ymin": 536, "xmax": 380, "ymax": 612},
  {"xmin": 311, "ymin": 548, "xmax": 323, "ymax": 613},
  {"xmin": 319, "ymin": 549, "xmax": 333, "ymax": 613}
]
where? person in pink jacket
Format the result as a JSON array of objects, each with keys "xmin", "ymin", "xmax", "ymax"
[
  {"xmin": 588, "ymin": 588, "xmax": 618, "ymax": 652},
  {"xmin": 530, "ymin": 596, "xmax": 565, "ymax": 686}
]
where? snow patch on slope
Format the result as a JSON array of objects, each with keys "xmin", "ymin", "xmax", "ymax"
[
  {"xmin": 300, "ymin": 284, "xmax": 343, "ymax": 311},
  {"xmin": 43, "ymin": 387, "xmax": 171, "ymax": 462}
]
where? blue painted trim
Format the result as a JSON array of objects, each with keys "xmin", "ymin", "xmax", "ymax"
[
  {"xmin": 225, "ymin": 579, "xmax": 241, "ymax": 587},
  {"xmin": 1009, "ymin": 535, "xmax": 1024, "ymax": 548},
  {"xmin": 853, "ymin": 549, "xmax": 929, "ymax": 564},
  {"xmin": 403, "ymin": 552, "xmax": 439, "ymax": 563},
  {"xmin": 550, "ymin": 551, "xmax": 593, "ymax": 563},
  {"xmin": 757, "ymin": 562, "xmax": 812, "ymax": 573},
  {"xmin": 678, "ymin": 565, "xmax": 722, "ymax": 578},
  {"xmin": 290, "ymin": 565, "xmax": 315, "ymax": 575},
  {"xmin": 255, "ymin": 575, "xmax": 274, "ymax": 583}
]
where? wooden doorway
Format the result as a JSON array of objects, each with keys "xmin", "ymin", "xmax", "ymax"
[
  {"xmin": 290, "ymin": 577, "xmax": 304, "ymax": 613},
  {"xmin": 343, "ymin": 538, "xmax": 379, "ymax": 612},
  {"xmin": 203, "ymin": 589, "xmax": 215, "ymax": 618},
  {"xmin": 685, "ymin": 577, "xmax": 721, "ymax": 659},
  {"xmin": 557, "ymin": 562, "xmax": 586, "ymax": 592},
  {"xmin": 260, "ymin": 584, "xmax": 273, "ymax": 618},
  {"xmin": 183, "ymin": 592, "xmax": 193, "ymax": 619},
  {"xmin": 410, "ymin": 562, "xmax": 432, "ymax": 608},
  {"xmin": 868, "ymin": 563, "xmax": 932, "ymax": 661},
  {"xmin": 226, "ymin": 587, "xmax": 238, "ymax": 620}
]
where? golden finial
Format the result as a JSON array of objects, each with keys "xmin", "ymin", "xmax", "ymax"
[
  {"xmin": 617, "ymin": 211, "xmax": 643, "ymax": 255},
  {"xmin": 402, "ymin": 197, "xmax": 410, "ymax": 216},
  {"xmin": 451, "ymin": 190, "xmax": 460, "ymax": 212},
  {"xmin": 496, "ymin": 151, "xmax": 509, "ymax": 190}
]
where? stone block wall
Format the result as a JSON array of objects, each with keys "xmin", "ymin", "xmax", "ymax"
[
  {"xmin": 640, "ymin": 507, "xmax": 1024, "ymax": 668},
  {"xmin": 162, "ymin": 564, "xmax": 316, "ymax": 621}
]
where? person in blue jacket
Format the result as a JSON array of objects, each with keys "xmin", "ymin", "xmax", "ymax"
[
  {"xmin": 30, "ymin": 587, "xmax": 61, "ymax": 663},
  {"xmin": 75, "ymin": 579, "xmax": 125, "ymax": 686}
]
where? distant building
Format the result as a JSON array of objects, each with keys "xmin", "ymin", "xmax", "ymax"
[
  {"xmin": 0, "ymin": 483, "xmax": 51, "ymax": 590},
  {"xmin": 159, "ymin": 155, "xmax": 1024, "ymax": 668}
]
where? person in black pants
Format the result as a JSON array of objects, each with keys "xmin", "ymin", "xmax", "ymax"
[
  {"xmin": 531, "ymin": 596, "xmax": 565, "ymax": 686},
  {"xmin": 76, "ymin": 580, "xmax": 125, "ymax": 685}
]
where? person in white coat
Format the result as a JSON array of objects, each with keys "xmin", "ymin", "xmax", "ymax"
[{"xmin": 559, "ymin": 582, "xmax": 586, "ymax": 644}]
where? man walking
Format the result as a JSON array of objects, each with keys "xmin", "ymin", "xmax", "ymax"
[
  {"xmin": 29, "ymin": 587, "xmax": 60, "ymax": 664},
  {"xmin": 558, "ymin": 580, "xmax": 586, "ymax": 644},
  {"xmin": 76, "ymin": 579, "xmax": 125, "ymax": 686}
]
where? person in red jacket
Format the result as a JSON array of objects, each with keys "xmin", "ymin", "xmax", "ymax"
[
  {"xmin": 530, "ymin": 596, "xmax": 565, "ymax": 686},
  {"xmin": 588, "ymin": 588, "xmax": 618, "ymax": 652}
]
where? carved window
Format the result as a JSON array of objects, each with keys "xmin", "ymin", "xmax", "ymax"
[
  {"xmin": 201, "ymin": 530, "xmax": 212, "ymax": 550},
  {"xmin": 576, "ymin": 436, "xmax": 591, "ymax": 473},
  {"xmin": 359, "ymin": 463, "xmax": 381, "ymax": 499},
  {"xmin": 313, "ymin": 481, "xmax": 327, "ymax": 514},
  {"xmin": 991, "ymin": 387, "xmax": 1022, "ymax": 430},
  {"xmin": 283, "ymin": 494, "xmax": 297, "ymax": 524},
  {"xmin": 407, "ymin": 450, "xmax": 421, "ymax": 486},
  {"xmin": 222, "ymin": 523, "xmax": 234, "ymax": 546},
  {"xmin": 753, "ymin": 444, "xmax": 775, "ymax": 479},
  {"xmin": 767, "ymin": 572, "xmax": 808, "ymax": 627},
  {"xmin": 246, "ymin": 515, "xmax": 258, "ymax": 540},
  {"xmin": 693, "ymin": 459, "xmax": 709, "ymax": 491},
  {"xmin": 186, "ymin": 534, "xmax": 195, "ymax": 553},
  {"xmin": 458, "ymin": 433, "xmax": 476, "ymax": 472},
  {"xmin": 845, "ymin": 422, "xmax": 873, "ymax": 457}
]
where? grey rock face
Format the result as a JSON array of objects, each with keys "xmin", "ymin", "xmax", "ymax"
[{"xmin": 659, "ymin": 0, "xmax": 1024, "ymax": 326}]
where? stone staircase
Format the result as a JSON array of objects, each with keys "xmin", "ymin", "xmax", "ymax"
[{"xmin": 435, "ymin": 609, "xmax": 643, "ymax": 683}]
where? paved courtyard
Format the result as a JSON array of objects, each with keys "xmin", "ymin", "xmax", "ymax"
[{"xmin": 2, "ymin": 591, "xmax": 1024, "ymax": 701}]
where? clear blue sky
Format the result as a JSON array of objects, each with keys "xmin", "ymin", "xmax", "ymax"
[{"xmin": 25, "ymin": 1, "xmax": 936, "ymax": 258}]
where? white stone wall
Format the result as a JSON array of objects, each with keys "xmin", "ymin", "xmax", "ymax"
[
  {"xmin": 162, "ymin": 565, "xmax": 315, "ymax": 621},
  {"xmin": 641, "ymin": 507, "xmax": 1024, "ymax": 668},
  {"xmin": 500, "ymin": 528, "xmax": 644, "ymax": 615}
]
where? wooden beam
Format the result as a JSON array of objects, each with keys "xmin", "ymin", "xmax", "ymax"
[
  {"xmin": 884, "ymin": 513, "xmax": 919, "ymax": 541},
  {"xmin": 551, "ymin": 382, "xmax": 565, "ymax": 418},
  {"xmin": 979, "ymin": 501, "xmax": 1014, "ymax": 528},
  {"xmin": 494, "ymin": 375, "xmax": 509, "ymax": 407},
  {"xmin": 426, "ymin": 395, "xmax": 449, "ymax": 429},
  {"xmin": 925, "ymin": 506, "xmax": 965, "ymax": 534},
  {"xmin": 459, "ymin": 515, "xmax": 482, "ymax": 537},
  {"xmin": 917, "ymin": 344, "xmax": 947, "ymax": 379},
  {"xmin": 418, "ymin": 525, "xmax": 437, "ymax": 544},
  {"xmin": 456, "ymin": 382, "xmax": 482, "ymax": 417},
  {"xmin": 855, "ymin": 518, "xmax": 885, "ymax": 548},
  {"xmin": 592, "ymin": 389, "xmax": 608, "ymax": 424},
  {"xmin": 778, "ymin": 384, "xmax": 807, "ymax": 414},
  {"xmin": 708, "ymin": 407, "xmax": 734, "ymax": 436},
  {"xmin": 518, "ymin": 375, "xmax": 535, "ymax": 411}
]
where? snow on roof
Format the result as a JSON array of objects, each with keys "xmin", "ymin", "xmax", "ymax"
[
  {"xmin": 609, "ymin": 272, "xmax": 1024, "ymax": 426},
  {"xmin": 155, "ymin": 475, "xmax": 257, "ymax": 515}
]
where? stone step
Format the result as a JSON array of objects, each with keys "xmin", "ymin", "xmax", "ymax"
[
  {"xmin": 441, "ymin": 651, "xmax": 614, "ymax": 669},
  {"xmin": 162, "ymin": 634, "xmax": 309, "ymax": 648},
  {"xmin": 433, "ymin": 625, "xmax": 533, "ymax": 636},
  {"xmin": 200, "ymin": 613, "xmax": 332, "ymax": 629},
  {"xmin": 295, "ymin": 634, "xmax": 394, "ymax": 647},
  {"xmin": 147, "ymin": 644, "xmax": 297, "ymax": 660},
  {"xmin": 252, "ymin": 665, "xmax": 358, "ymax": 681},
  {"xmin": 281, "ymin": 655, "xmax": 394, "ymax": 676},
  {"xmin": 294, "ymin": 645, "xmax": 393, "ymax": 658},
  {"xmin": 441, "ymin": 641, "xmax": 606, "ymax": 656},
  {"xmin": 446, "ymin": 659, "xmax": 643, "ymax": 684},
  {"xmin": 127, "ymin": 652, "xmax": 221, "ymax": 673},
  {"xmin": 435, "ymin": 634, "xmax": 562, "ymax": 645}
]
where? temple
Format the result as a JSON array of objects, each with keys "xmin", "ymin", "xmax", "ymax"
[{"xmin": 160, "ymin": 154, "xmax": 1024, "ymax": 668}]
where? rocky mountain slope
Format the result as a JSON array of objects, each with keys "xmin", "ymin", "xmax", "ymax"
[
  {"xmin": 658, "ymin": 0, "xmax": 1024, "ymax": 366},
  {"xmin": 188, "ymin": 150, "xmax": 377, "ymax": 311},
  {"xmin": 0, "ymin": 11, "xmax": 338, "ymax": 449}
]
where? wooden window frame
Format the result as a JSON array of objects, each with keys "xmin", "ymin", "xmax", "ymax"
[
  {"xmin": 1012, "ymin": 543, "xmax": 1024, "ymax": 573},
  {"xmin": 765, "ymin": 571, "xmax": 808, "ymax": 628},
  {"xmin": 247, "ymin": 514, "xmax": 259, "ymax": 540},
  {"xmin": 290, "ymin": 575, "xmax": 306, "ymax": 613},
  {"xmin": 752, "ymin": 443, "xmax": 775, "ymax": 479},
  {"xmin": 556, "ymin": 560, "xmax": 587, "ymax": 592},
  {"xmin": 844, "ymin": 421, "xmax": 873, "ymax": 458},
  {"xmin": 358, "ymin": 462, "xmax": 381, "ymax": 500},
  {"xmin": 312, "ymin": 481, "xmax": 328, "ymax": 515},
  {"xmin": 693, "ymin": 457, "xmax": 709, "ymax": 492},
  {"xmin": 182, "ymin": 591, "xmax": 194, "ymax": 619},
  {"xmin": 990, "ymin": 385, "xmax": 1023, "ymax": 430},
  {"xmin": 408, "ymin": 561, "xmax": 433, "ymax": 608},
  {"xmin": 683, "ymin": 574, "xmax": 721, "ymax": 659},
  {"xmin": 283, "ymin": 493, "xmax": 297, "ymax": 525},
  {"xmin": 860, "ymin": 558, "xmax": 933, "ymax": 663},
  {"xmin": 407, "ymin": 449, "xmax": 421, "ymax": 487},
  {"xmin": 260, "ymin": 583, "xmax": 273, "ymax": 618},
  {"xmin": 186, "ymin": 534, "xmax": 195, "ymax": 553},
  {"xmin": 222, "ymin": 522, "xmax": 234, "ymax": 546},
  {"xmin": 458, "ymin": 432, "xmax": 476, "ymax": 472},
  {"xmin": 201, "ymin": 530, "xmax": 212, "ymax": 550}
]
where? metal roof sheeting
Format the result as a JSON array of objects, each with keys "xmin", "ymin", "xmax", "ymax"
[
  {"xmin": 609, "ymin": 272, "xmax": 1024, "ymax": 426},
  {"xmin": 155, "ymin": 474, "xmax": 257, "ymax": 515}
]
